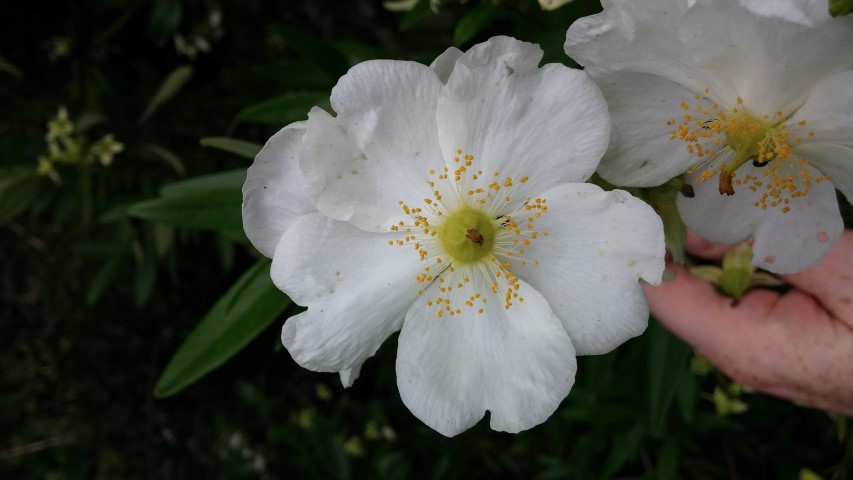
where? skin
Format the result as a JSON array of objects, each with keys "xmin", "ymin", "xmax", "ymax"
[{"xmin": 643, "ymin": 231, "xmax": 853, "ymax": 416}]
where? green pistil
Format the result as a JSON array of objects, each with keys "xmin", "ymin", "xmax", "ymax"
[
  {"xmin": 724, "ymin": 121, "xmax": 765, "ymax": 174},
  {"xmin": 437, "ymin": 207, "xmax": 497, "ymax": 264},
  {"xmin": 719, "ymin": 115, "xmax": 769, "ymax": 195}
]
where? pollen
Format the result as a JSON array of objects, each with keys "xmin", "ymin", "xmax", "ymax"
[
  {"xmin": 669, "ymin": 88, "xmax": 828, "ymax": 212},
  {"xmin": 388, "ymin": 149, "xmax": 545, "ymax": 315}
]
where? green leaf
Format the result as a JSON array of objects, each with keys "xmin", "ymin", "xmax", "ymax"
[
  {"xmin": 674, "ymin": 366, "xmax": 698, "ymax": 423},
  {"xmin": 0, "ymin": 171, "xmax": 49, "ymax": 226},
  {"xmin": 199, "ymin": 137, "xmax": 261, "ymax": 160},
  {"xmin": 656, "ymin": 438, "xmax": 679, "ymax": 480},
  {"xmin": 400, "ymin": 0, "xmax": 433, "ymax": 30},
  {"xmin": 86, "ymin": 257, "xmax": 124, "ymax": 306},
  {"xmin": 719, "ymin": 242, "xmax": 754, "ymax": 300},
  {"xmin": 148, "ymin": 0, "xmax": 182, "ymax": 45},
  {"xmin": 252, "ymin": 60, "xmax": 334, "ymax": 90},
  {"xmin": 234, "ymin": 92, "xmax": 329, "ymax": 126},
  {"xmin": 139, "ymin": 65, "xmax": 193, "ymax": 124},
  {"xmin": 152, "ymin": 223, "xmax": 174, "ymax": 257},
  {"xmin": 75, "ymin": 112, "xmax": 106, "ymax": 132},
  {"xmin": 647, "ymin": 317, "xmax": 691, "ymax": 434},
  {"xmin": 154, "ymin": 260, "xmax": 291, "ymax": 397},
  {"xmin": 128, "ymin": 188, "xmax": 242, "ymax": 230},
  {"xmin": 384, "ymin": 0, "xmax": 419, "ymax": 12},
  {"xmin": 138, "ymin": 143, "xmax": 187, "ymax": 176},
  {"xmin": 600, "ymin": 424, "xmax": 644, "ymax": 478},
  {"xmin": 0, "ymin": 56, "xmax": 23, "ymax": 78},
  {"xmin": 830, "ymin": 0, "xmax": 853, "ymax": 16},
  {"xmin": 647, "ymin": 185, "xmax": 687, "ymax": 264},
  {"xmin": 271, "ymin": 26, "xmax": 350, "ymax": 77},
  {"xmin": 133, "ymin": 247, "xmax": 158, "ymax": 307},
  {"xmin": 453, "ymin": 3, "xmax": 498, "ymax": 47},
  {"xmin": 160, "ymin": 169, "xmax": 246, "ymax": 197},
  {"xmin": 334, "ymin": 41, "xmax": 393, "ymax": 67}
]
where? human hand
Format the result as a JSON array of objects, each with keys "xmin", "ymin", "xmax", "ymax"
[{"xmin": 643, "ymin": 231, "xmax": 853, "ymax": 416}]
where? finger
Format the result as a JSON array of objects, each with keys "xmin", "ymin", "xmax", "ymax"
[
  {"xmin": 782, "ymin": 230, "xmax": 853, "ymax": 323},
  {"xmin": 644, "ymin": 263, "xmax": 777, "ymax": 357},
  {"xmin": 752, "ymin": 289, "xmax": 853, "ymax": 416},
  {"xmin": 645, "ymin": 264, "xmax": 853, "ymax": 416},
  {"xmin": 684, "ymin": 230, "xmax": 737, "ymax": 261}
]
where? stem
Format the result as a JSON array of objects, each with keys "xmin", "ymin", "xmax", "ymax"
[
  {"xmin": 836, "ymin": 417, "xmax": 852, "ymax": 480},
  {"xmin": 79, "ymin": 161, "xmax": 92, "ymax": 227}
]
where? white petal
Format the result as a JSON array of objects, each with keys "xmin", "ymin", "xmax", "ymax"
[
  {"xmin": 273, "ymin": 213, "xmax": 423, "ymax": 372},
  {"xmin": 789, "ymin": 70, "xmax": 853, "ymax": 148},
  {"xmin": 565, "ymin": 0, "xmax": 722, "ymax": 94},
  {"xmin": 795, "ymin": 144, "xmax": 853, "ymax": 202},
  {"xmin": 678, "ymin": 163, "xmax": 843, "ymax": 274},
  {"xmin": 242, "ymin": 123, "xmax": 315, "ymax": 257},
  {"xmin": 340, "ymin": 364, "xmax": 362, "ymax": 388},
  {"xmin": 513, "ymin": 183, "xmax": 665, "ymax": 355},
  {"xmin": 437, "ymin": 39, "xmax": 610, "ymax": 194},
  {"xmin": 677, "ymin": 164, "xmax": 758, "ymax": 244},
  {"xmin": 430, "ymin": 47, "xmax": 463, "ymax": 84},
  {"xmin": 302, "ymin": 60, "xmax": 445, "ymax": 232},
  {"xmin": 679, "ymin": 0, "xmax": 853, "ymax": 114},
  {"xmin": 397, "ymin": 280, "xmax": 576, "ymax": 436},
  {"xmin": 453, "ymin": 36, "xmax": 543, "ymax": 72},
  {"xmin": 751, "ymin": 197, "xmax": 843, "ymax": 275},
  {"xmin": 594, "ymin": 71, "xmax": 707, "ymax": 187},
  {"xmin": 737, "ymin": 0, "xmax": 830, "ymax": 26}
]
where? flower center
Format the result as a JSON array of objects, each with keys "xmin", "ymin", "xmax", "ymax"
[
  {"xmin": 436, "ymin": 206, "xmax": 496, "ymax": 263},
  {"xmin": 389, "ymin": 150, "xmax": 548, "ymax": 317},
  {"xmin": 669, "ymin": 90, "xmax": 828, "ymax": 212}
]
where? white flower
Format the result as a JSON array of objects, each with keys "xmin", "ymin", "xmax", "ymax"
[
  {"xmin": 565, "ymin": 0, "xmax": 853, "ymax": 274},
  {"xmin": 243, "ymin": 36, "xmax": 665, "ymax": 436},
  {"xmin": 539, "ymin": 0, "xmax": 577, "ymax": 11}
]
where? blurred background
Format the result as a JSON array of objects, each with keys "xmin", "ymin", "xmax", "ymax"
[{"xmin": 1, "ymin": 0, "xmax": 850, "ymax": 478}]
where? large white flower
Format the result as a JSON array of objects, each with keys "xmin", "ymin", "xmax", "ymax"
[
  {"xmin": 243, "ymin": 36, "xmax": 665, "ymax": 436},
  {"xmin": 565, "ymin": 0, "xmax": 853, "ymax": 274}
]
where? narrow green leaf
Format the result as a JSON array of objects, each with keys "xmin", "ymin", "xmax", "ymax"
[
  {"xmin": 216, "ymin": 235, "xmax": 235, "ymax": 272},
  {"xmin": 75, "ymin": 111, "xmax": 107, "ymax": 133},
  {"xmin": 134, "ymin": 248, "xmax": 158, "ymax": 307},
  {"xmin": 86, "ymin": 257, "xmax": 124, "ymax": 306},
  {"xmin": 400, "ymin": 0, "xmax": 433, "ymax": 30},
  {"xmin": 0, "ymin": 171, "xmax": 49, "ymax": 226},
  {"xmin": 600, "ymin": 424, "xmax": 644, "ymax": 479},
  {"xmin": 647, "ymin": 317, "xmax": 691, "ymax": 434},
  {"xmin": 656, "ymin": 438, "xmax": 679, "ymax": 480},
  {"xmin": 152, "ymin": 223, "xmax": 174, "ymax": 257},
  {"xmin": 154, "ymin": 260, "xmax": 291, "ymax": 397},
  {"xmin": 160, "ymin": 169, "xmax": 246, "ymax": 197},
  {"xmin": 128, "ymin": 188, "xmax": 242, "ymax": 230},
  {"xmin": 272, "ymin": 26, "xmax": 350, "ymax": 77},
  {"xmin": 334, "ymin": 41, "xmax": 392, "ymax": 67},
  {"xmin": 453, "ymin": 3, "xmax": 498, "ymax": 47},
  {"xmin": 234, "ymin": 92, "xmax": 328, "ymax": 126},
  {"xmin": 830, "ymin": 0, "xmax": 853, "ymax": 16},
  {"xmin": 252, "ymin": 60, "xmax": 334, "ymax": 90},
  {"xmin": 139, "ymin": 65, "xmax": 193, "ymax": 124},
  {"xmin": 674, "ymin": 367, "xmax": 698, "ymax": 423},
  {"xmin": 199, "ymin": 137, "xmax": 261, "ymax": 160},
  {"xmin": 218, "ymin": 228, "xmax": 251, "ymax": 245},
  {"xmin": 138, "ymin": 143, "xmax": 186, "ymax": 176},
  {"xmin": 148, "ymin": 0, "xmax": 182, "ymax": 45},
  {"xmin": 647, "ymin": 186, "xmax": 687, "ymax": 264},
  {"xmin": 384, "ymin": 0, "xmax": 419, "ymax": 12},
  {"xmin": 94, "ymin": 6, "xmax": 138, "ymax": 45},
  {"xmin": 0, "ymin": 56, "xmax": 23, "ymax": 78}
]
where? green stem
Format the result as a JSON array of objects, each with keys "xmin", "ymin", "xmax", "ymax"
[{"xmin": 79, "ymin": 162, "xmax": 92, "ymax": 227}]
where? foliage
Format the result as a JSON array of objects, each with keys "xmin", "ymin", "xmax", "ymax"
[{"xmin": 1, "ymin": 0, "xmax": 851, "ymax": 478}]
